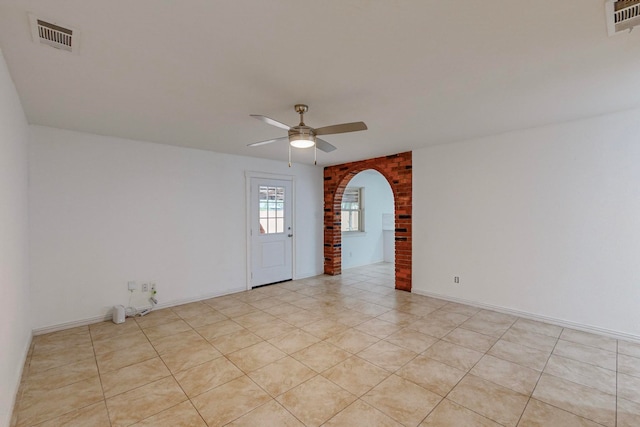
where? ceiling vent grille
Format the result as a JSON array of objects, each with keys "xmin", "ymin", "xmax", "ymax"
[
  {"xmin": 606, "ymin": 0, "xmax": 640, "ymax": 35},
  {"xmin": 29, "ymin": 14, "xmax": 79, "ymax": 53}
]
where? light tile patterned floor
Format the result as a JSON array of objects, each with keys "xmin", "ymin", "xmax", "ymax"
[{"xmin": 11, "ymin": 262, "xmax": 640, "ymax": 426}]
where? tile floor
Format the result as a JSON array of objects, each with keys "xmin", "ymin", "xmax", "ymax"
[{"xmin": 11, "ymin": 262, "xmax": 640, "ymax": 426}]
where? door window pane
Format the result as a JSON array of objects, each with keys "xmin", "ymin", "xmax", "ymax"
[{"xmin": 259, "ymin": 185, "xmax": 285, "ymax": 234}]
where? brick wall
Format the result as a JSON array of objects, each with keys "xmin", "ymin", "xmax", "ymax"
[{"xmin": 323, "ymin": 152, "xmax": 412, "ymax": 291}]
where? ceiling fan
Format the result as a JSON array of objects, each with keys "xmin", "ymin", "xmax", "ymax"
[{"xmin": 248, "ymin": 104, "xmax": 367, "ymax": 166}]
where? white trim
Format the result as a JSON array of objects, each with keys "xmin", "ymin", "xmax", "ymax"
[
  {"xmin": 32, "ymin": 286, "xmax": 246, "ymax": 335},
  {"xmin": 245, "ymin": 171, "xmax": 295, "ymax": 290},
  {"xmin": 412, "ymin": 288, "xmax": 640, "ymax": 343}
]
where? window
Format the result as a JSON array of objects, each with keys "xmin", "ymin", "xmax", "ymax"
[
  {"xmin": 341, "ymin": 187, "xmax": 364, "ymax": 232},
  {"xmin": 259, "ymin": 185, "xmax": 285, "ymax": 234}
]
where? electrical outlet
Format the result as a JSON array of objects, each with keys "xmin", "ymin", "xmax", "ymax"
[
  {"xmin": 454, "ymin": 276, "xmax": 460, "ymax": 284},
  {"xmin": 141, "ymin": 283, "xmax": 148, "ymax": 292},
  {"xmin": 150, "ymin": 283, "xmax": 156, "ymax": 291},
  {"xmin": 128, "ymin": 281, "xmax": 136, "ymax": 291}
]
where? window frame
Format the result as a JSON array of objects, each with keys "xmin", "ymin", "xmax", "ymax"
[{"xmin": 341, "ymin": 187, "xmax": 364, "ymax": 233}]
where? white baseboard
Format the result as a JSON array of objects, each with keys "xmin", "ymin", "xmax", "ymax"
[
  {"xmin": 32, "ymin": 286, "xmax": 246, "ymax": 336},
  {"xmin": 412, "ymin": 288, "xmax": 640, "ymax": 343}
]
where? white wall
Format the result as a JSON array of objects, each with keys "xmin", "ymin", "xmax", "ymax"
[
  {"xmin": 413, "ymin": 108, "xmax": 640, "ymax": 338},
  {"xmin": 29, "ymin": 126, "xmax": 323, "ymax": 331},
  {"xmin": 0, "ymin": 51, "xmax": 31, "ymax": 427},
  {"xmin": 342, "ymin": 170, "xmax": 394, "ymax": 269}
]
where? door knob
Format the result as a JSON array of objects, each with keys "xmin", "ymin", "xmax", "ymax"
[{"xmin": 288, "ymin": 234, "xmax": 293, "ymax": 237}]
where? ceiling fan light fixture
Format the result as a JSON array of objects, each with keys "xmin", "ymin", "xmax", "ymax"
[{"xmin": 289, "ymin": 135, "xmax": 315, "ymax": 148}]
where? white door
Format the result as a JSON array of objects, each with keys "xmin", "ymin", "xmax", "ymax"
[{"xmin": 249, "ymin": 178, "xmax": 293, "ymax": 287}]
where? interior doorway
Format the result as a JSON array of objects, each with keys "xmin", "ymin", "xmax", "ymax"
[
  {"xmin": 323, "ymin": 152, "xmax": 412, "ymax": 291},
  {"xmin": 340, "ymin": 170, "xmax": 395, "ymax": 281}
]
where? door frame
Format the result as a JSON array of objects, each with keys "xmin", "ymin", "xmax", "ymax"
[{"xmin": 245, "ymin": 171, "xmax": 296, "ymax": 290}]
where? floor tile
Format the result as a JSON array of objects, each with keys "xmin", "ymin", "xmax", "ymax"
[
  {"xmin": 376, "ymin": 310, "xmax": 421, "ymax": 327},
  {"xmin": 267, "ymin": 328, "xmax": 320, "ymax": 354},
  {"xmin": 95, "ymin": 341, "xmax": 157, "ymax": 373},
  {"xmin": 460, "ymin": 317, "xmax": 510, "ymax": 337},
  {"xmin": 248, "ymin": 356, "xmax": 316, "ymax": 396},
  {"xmin": 107, "ymin": 377, "xmax": 187, "ymax": 427},
  {"xmin": 227, "ymin": 341, "xmax": 287, "ymax": 372},
  {"xmin": 209, "ymin": 328, "xmax": 263, "ymax": 354},
  {"xmin": 196, "ymin": 319, "xmax": 245, "ymax": 341},
  {"xmin": 28, "ymin": 343, "xmax": 95, "ymax": 373},
  {"xmin": 92, "ymin": 330, "xmax": 149, "ymax": 355},
  {"xmin": 518, "ymin": 398, "xmax": 602, "ymax": 427},
  {"xmin": 544, "ymin": 354, "xmax": 616, "ymax": 395},
  {"xmin": 362, "ymin": 374, "xmax": 442, "ymax": 427},
  {"xmin": 560, "ymin": 328, "xmax": 617, "ymax": 352},
  {"xmin": 191, "ymin": 375, "xmax": 272, "ymax": 427},
  {"xmin": 226, "ymin": 400, "xmax": 304, "ymax": 427},
  {"xmin": 443, "ymin": 327, "xmax": 498, "ymax": 352},
  {"xmin": 448, "ymin": 374, "xmax": 528, "ymax": 427},
  {"xmin": 89, "ymin": 320, "xmax": 141, "ymax": 342},
  {"xmin": 423, "ymin": 340, "xmax": 483, "ymax": 371},
  {"xmin": 217, "ymin": 302, "xmax": 258, "ymax": 318},
  {"xmin": 18, "ymin": 377, "xmax": 104, "ymax": 426},
  {"xmin": 34, "ymin": 400, "xmax": 111, "ymax": 427},
  {"xmin": 397, "ymin": 354, "xmax": 466, "ymax": 396},
  {"xmin": 487, "ymin": 339, "xmax": 550, "ymax": 371},
  {"xmin": 384, "ymin": 328, "xmax": 438, "ymax": 353},
  {"xmin": 101, "ymin": 356, "xmax": 170, "ymax": 397},
  {"xmin": 553, "ymin": 339, "xmax": 616, "ymax": 370},
  {"xmin": 277, "ymin": 309, "xmax": 323, "ymax": 327},
  {"xmin": 471, "ymin": 354, "xmax": 541, "ymax": 395},
  {"xmin": 619, "ymin": 340, "xmax": 640, "ymax": 358},
  {"xmin": 142, "ymin": 319, "xmax": 192, "ymax": 341},
  {"xmin": 354, "ymin": 318, "xmax": 402, "ymax": 339},
  {"xmin": 130, "ymin": 400, "xmax": 207, "ymax": 427},
  {"xmin": 24, "ymin": 357, "xmax": 98, "ymax": 392},
  {"xmin": 510, "ymin": 318, "xmax": 563, "ymax": 338},
  {"xmin": 180, "ymin": 310, "xmax": 227, "ymax": 329},
  {"xmin": 618, "ymin": 397, "xmax": 640, "ymax": 427},
  {"xmin": 501, "ymin": 328, "xmax": 558, "ymax": 353},
  {"xmin": 149, "ymin": 329, "xmax": 208, "ymax": 355},
  {"xmin": 249, "ymin": 319, "xmax": 298, "ymax": 340},
  {"xmin": 160, "ymin": 340, "xmax": 221, "ymax": 373},
  {"xmin": 619, "ymin": 353, "xmax": 640, "ymax": 377},
  {"xmin": 357, "ymin": 340, "xmax": 417, "ymax": 372},
  {"xmin": 421, "ymin": 399, "xmax": 501, "ymax": 427},
  {"xmin": 618, "ymin": 372, "xmax": 640, "ymax": 404},
  {"xmin": 277, "ymin": 375, "xmax": 356, "ymax": 427},
  {"xmin": 301, "ymin": 319, "xmax": 349, "ymax": 340},
  {"xmin": 409, "ymin": 317, "xmax": 458, "ymax": 338},
  {"xmin": 133, "ymin": 309, "xmax": 182, "ymax": 329},
  {"xmin": 532, "ymin": 373, "xmax": 615, "ymax": 427},
  {"xmin": 324, "ymin": 399, "xmax": 403, "ymax": 427},
  {"xmin": 323, "ymin": 356, "xmax": 391, "ymax": 396},
  {"xmin": 325, "ymin": 328, "xmax": 380, "ymax": 353},
  {"xmin": 292, "ymin": 341, "xmax": 351, "ymax": 372},
  {"xmin": 174, "ymin": 356, "xmax": 244, "ymax": 397},
  {"xmin": 233, "ymin": 311, "xmax": 278, "ymax": 329}
]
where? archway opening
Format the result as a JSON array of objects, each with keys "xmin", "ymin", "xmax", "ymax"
[
  {"xmin": 340, "ymin": 169, "xmax": 395, "ymax": 285},
  {"xmin": 323, "ymin": 152, "xmax": 412, "ymax": 292}
]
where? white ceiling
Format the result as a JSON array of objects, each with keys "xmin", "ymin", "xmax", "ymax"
[{"xmin": 0, "ymin": 0, "xmax": 638, "ymax": 166}]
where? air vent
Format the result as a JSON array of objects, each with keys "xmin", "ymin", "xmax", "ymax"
[
  {"xmin": 606, "ymin": 0, "xmax": 640, "ymax": 35},
  {"xmin": 29, "ymin": 14, "xmax": 79, "ymax": 53}
]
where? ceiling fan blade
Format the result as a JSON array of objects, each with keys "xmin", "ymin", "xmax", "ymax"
[
  {"xmin": 315, "ymin": 138, "xmax": 337, "ymax": 153},
  {"xmin": 314, "ymin": 121, "xmax": 367, "ymax": 136},
  {"xmin": 247, "ymin": 136, "xmax": 289, "ymax": 147},
  {"xmin": 250, "ymin": 115, "xmax": 291, "ymax": 130}
]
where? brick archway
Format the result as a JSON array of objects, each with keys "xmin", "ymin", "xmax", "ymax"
[{"xmin": 323, "ymin": 152, "xmax": 412, "ymax": 291}]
